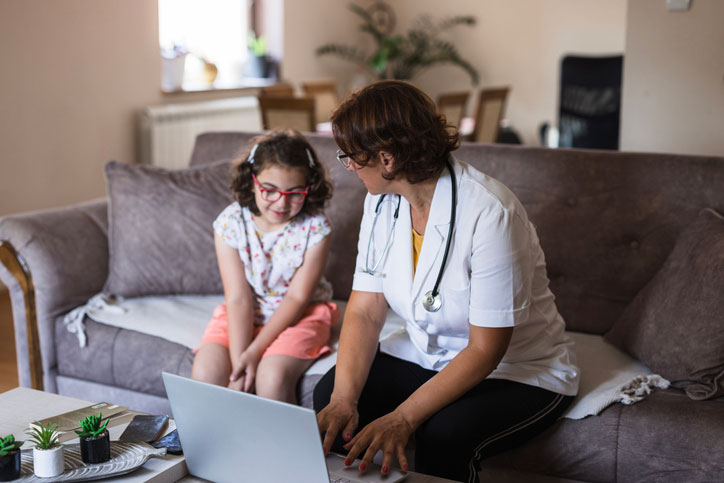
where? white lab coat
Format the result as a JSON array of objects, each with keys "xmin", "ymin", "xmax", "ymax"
[{"xmin": 352, "ymin": 156, "xmax": 579, "ymax": 396}]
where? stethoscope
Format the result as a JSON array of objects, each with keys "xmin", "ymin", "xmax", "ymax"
[{"xmin": 362, "ymin": 158, "xmax": 456, "ymax": 312}]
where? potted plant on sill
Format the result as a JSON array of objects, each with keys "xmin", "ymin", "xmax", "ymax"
[
  {"xmin": 76, "ymin": 413, "xmax": 110, "ymax": 464},
  {"xmin": 0, "ymin": 434, "xmax": 23, "ymax": 481},
  {"xmin": 244, "ymin": 31, "xmax": 273, "ymax": 79},
  {"xmin": 26, "ymin": 424, "xmax": 64, "ymax": 478},
  {"xmin": 317, "ymin": 2, "xmax": 479, "ymax": 85}
]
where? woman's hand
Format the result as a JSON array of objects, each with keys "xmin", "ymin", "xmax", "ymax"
[
  {"xmin": 229, "ymin": 347, "xmax": 261, "ymax": 393},
  {"xmin": 316, "ymin": 396, "xmax": 359, "ymax": 455},
  {"xmin": 343, "ymin": 410, "xmax": 412, "ymax": 475}
]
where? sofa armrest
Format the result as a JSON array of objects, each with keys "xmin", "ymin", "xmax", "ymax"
[{"xmin": 0, "ymin": 199, "xmax": 109, "ymax": 391}]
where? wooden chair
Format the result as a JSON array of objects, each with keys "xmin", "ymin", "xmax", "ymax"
[
  {"xmin": 437, "ymin": 91, "xmax": 470, "ymax": 128},
  {"xmin": 301, "ymin": 80, "xmax": 339, "ymax": 124},
  {"xmin": 257, "ymin": 95, "xmax": 316, "ymax": 132},
  {"xmin": 470, "ymin": 87, "xmax": 510, "ymax": 143},
  {"xmin": 259, "ymin": 83, "xmax": 295, "ymax": 97}
]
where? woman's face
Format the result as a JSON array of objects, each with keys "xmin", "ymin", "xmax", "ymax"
[{"xmin": 349, "ymin": 154, "xmax": 390, "ymax": 195}]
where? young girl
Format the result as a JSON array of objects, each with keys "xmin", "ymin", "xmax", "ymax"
[{"xmin": 192, "ymin": 130, "xmax": 339, "ymax": 404}]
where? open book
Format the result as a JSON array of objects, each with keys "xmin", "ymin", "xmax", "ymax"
[{"xmin": 29, "ymin": 402, "xmax": 131, "ymax": 443}]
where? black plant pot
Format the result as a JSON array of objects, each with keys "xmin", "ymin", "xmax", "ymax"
[
  {"xmin": 0, "ymin": 451, "xmax": 21, "ymax": 481},
  {"xmin": 80, "ymin": 431, "xmax": 110, "ymax": 464},
  {"xmin": 244, "ymin": 54, "xmax": 271, "ymax": 78}
]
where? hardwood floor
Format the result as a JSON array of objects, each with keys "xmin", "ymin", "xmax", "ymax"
[{"xmin": 0, "ymin": 288, "xmax": 19, "ymax": 392}]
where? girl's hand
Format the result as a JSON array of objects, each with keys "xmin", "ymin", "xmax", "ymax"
[
  {"xmin": 316, "ymin": 396, "xmax": 359, "ymax": 455},
  {"xmin": 343, "ymin": 410, "xmax": 412, "ymax": 475},
  {"xmin": 230, "ymin": 348, "xmax": 261, "ymax": 393}
]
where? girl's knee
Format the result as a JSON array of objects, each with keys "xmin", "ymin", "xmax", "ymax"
[
  {"xmin": 255, "ymin": 373, "xmax": 295, "ymax": 402},
  {"xmin": 191, "ymin": 363, "xmax": 227, "ymax": 386},
  {"xmin": 255, "ymin": 365, "xmax": 297, "ymax": 399},
  {"xmin": 191, "ymin": 345, "xmax": 231, "ymax": 386}
]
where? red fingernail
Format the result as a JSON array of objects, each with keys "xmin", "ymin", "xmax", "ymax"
[
  {"xmin": 360, "ymin": 463, "xmax": 367, "ymax": 471},
  {"xmin": 382, "ymin": 466, "xmax": 388, "ymax": 473},
  {"xmin": 345, "ymin": 433, "xmax": 352, "ymax": 440},
  {"xmin": 402, "ymin": 464, "xmax": 409, "ymax": 472},
  {"xmin": 344, "ymin": 459, "xmax": 351, "ymax": 466}
]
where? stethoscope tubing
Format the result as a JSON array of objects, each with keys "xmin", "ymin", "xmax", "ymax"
[
  {"xmin": 430, "ymin": 158, "xmax": 457, "ymax": 302},
  {"xmin": 363, "ymin": 158, "xmax": 456, "ymax": 311}
]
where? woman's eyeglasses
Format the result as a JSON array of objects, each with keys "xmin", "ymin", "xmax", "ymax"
[
  {"xmin": 252, "ymin": 174, "xmax": 309, "ymax": 204},
  {"xmin": 336, "ymin": 149, "xmax": 359, "ymax": 169}
]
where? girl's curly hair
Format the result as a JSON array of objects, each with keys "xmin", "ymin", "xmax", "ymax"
[
  {"xmin": 230, "ymin": 130, "xmax": 332, "ymax": 215},
  {"xmin": 331, "ymin": 80, "xmax": 460, "ymax": 184}
]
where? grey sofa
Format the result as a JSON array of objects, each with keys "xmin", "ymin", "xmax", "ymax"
[{"xmin": 1, "ymin": 132, "xmax": 723, "ymax": 482}]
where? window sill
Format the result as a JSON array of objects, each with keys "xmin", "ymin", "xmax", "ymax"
[{"xmin": 161, "ymin": 77, "xmax": 281, "ymax": 96}]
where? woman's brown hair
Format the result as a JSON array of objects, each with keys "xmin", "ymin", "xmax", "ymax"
[
  {"xmin": 331, "ymin": 80, "xmax": 460, "ymax": 184},
  {"xmin": 230, "ymin": 130, "xmax": 332, "ymax": 215}
]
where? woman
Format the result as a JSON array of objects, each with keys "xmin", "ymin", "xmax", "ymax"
[{"xmin": 314, "ymin": 81, "xmax": 579, "ymax": 483}]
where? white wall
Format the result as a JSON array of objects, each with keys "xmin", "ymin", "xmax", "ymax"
[
  {"xmin": 283, "ymin": 0, "xmax": 628, "ymax": 145},
  {"xmin": 620, "ymin": 0, "xmax": 724, "ymax": 156}
]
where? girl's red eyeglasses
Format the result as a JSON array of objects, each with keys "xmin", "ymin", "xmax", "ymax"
[{"xmin": 252, "ymin": 173, "xmax": 309, "ymax": 204}]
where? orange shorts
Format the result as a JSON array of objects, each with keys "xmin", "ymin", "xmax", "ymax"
[{"xmin": 197, "ymin": 301, "xmax": 340, "ymax": 360}]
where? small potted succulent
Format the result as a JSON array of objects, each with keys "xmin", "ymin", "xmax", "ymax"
[
  {"xmin": 0, "ymin": 434, "xmax": 23, "ymax": 481},
  {"xmin": 75, "ymin": 413, "xmax": 110, "ymax": 464},
  {"xmin": 26, "ymin": 424, "xmax": 64, "ymax": 478}
]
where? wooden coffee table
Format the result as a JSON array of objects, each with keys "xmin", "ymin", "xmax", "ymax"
[{"xmin": 0, "ymin": 387, "xmax": 456, "ymax": 482}]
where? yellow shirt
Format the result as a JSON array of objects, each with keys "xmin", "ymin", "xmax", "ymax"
[{"xmin": 412, "ymin": 228, "xmax": 424, "ymax": 274}]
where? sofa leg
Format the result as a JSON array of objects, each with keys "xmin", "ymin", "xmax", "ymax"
[{"xmin": 0, "ymin": 240, "xmax": 43, "ymax": 390}]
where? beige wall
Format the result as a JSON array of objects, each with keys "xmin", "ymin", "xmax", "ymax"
[
  {"xmin": 283, "ymin": 0, "xmax": 628, "ymax": 145},
  {"xmin": 9, "ymin": 0, "xmax": 720, "ymax": 220},
  {"xmin": 0, "ymin": 0, "xmax": 162, "ymax": 217},
  {"xmin": 0, "ymin": 0, "xmax": 256, "ymax": 218},
  {"xmin": 620, "ymin": 0, "xmax": 724, "ymax": 156}
]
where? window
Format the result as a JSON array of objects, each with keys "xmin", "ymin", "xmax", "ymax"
[{"xmin": 158, "ymin": 0, "xmax": 249, "ymax": 88}]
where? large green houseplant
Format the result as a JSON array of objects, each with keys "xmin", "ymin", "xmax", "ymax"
[{"xmin": 317, "ymin": 2, "xmax": 479, "ymax": 84}]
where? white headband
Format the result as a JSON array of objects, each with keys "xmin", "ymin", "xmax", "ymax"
[
  {"xmin": 306, "ymin": 148, "xmax": 315, "ymax": 168},
  {"xmin": 248, "ymin": 143, "xmax": 315, "ymax": 168},
  {"xmin": 248, "ymin": 144, "xmax": 259, "ymax": 164}
]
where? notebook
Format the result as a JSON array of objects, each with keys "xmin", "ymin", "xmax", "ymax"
[{"xmin": 162, "ymin": 372, "xmax": 407, "ymax": 483}]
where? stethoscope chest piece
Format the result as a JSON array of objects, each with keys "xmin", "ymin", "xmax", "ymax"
[{"xmin": 422, "ymin": 290, "xmax": 442, "ymax": 312}]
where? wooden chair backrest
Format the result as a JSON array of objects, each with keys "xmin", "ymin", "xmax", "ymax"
[
  {"xmin": 258, "ymin": 96, "xmax": 316, "ymax": 132},
  {"xmin": 472, "ymin": 87, "xmax": 510, "ymax": 143},
  {"xmin": 301, "ymin": 80, "xmax": 340, "ymax": 124},
  {"xmin": 437, "ymin": 91, "xmax": 470, "ymax": 128},
  {"xmin": 259, "ymin": 83, "xmax": 295, "ymax": 97}
]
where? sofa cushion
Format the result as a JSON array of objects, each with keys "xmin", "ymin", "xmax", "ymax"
[
  {"xmin": 616, "ymin": 390, "xmax": 724, "ymax": 482},
  {"xmin": 103, "ymin": 160, "xmax": 233, "ymax": 297},
  {"xmin": 55, "ymin": 315, "xmax": 194, "ymax": 398},
  {"xmin": 605, "ymin": 208, "xmax": 724, "ymax": 400}
]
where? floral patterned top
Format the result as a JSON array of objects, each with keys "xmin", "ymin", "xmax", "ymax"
[{"xmin": 213, "ymin": 202, "xmax": 333, "ymax": 325}]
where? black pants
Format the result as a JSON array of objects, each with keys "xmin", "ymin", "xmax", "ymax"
[{"xmin": 313, "ymin": 351, "xmax": 573, "ymax": 483}]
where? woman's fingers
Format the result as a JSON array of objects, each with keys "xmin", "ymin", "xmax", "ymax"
[
  {"xmin": 396, "ymin": 445, "xmax": 409, "ymax": 472},
  {"xmin": 342, "ymin": 435, "xmax": 366, "ymax": 468},
  {"xmin": 342, "ymin": 416, "xmax": 358, "ymax": 442},
  {"xmin": 342, "ymin": 414, "xmax": 413, "ymax": 474},
  {"xmin": 321, "ymin": 418, "xmax": 342, "ymax": 455},
  {"xmin": 359, "ymin": 442, "xmax": 380, "ymax": 473}
]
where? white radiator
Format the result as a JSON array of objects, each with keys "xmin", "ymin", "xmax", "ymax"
[{"xmin": 139, "ymin": 97, "xmax": 262, "ymax": 169}]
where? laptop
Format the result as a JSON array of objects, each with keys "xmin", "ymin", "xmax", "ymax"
[{"xmin": 162, "ymin": 372, "xmax": 407, "ymax": 483}]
